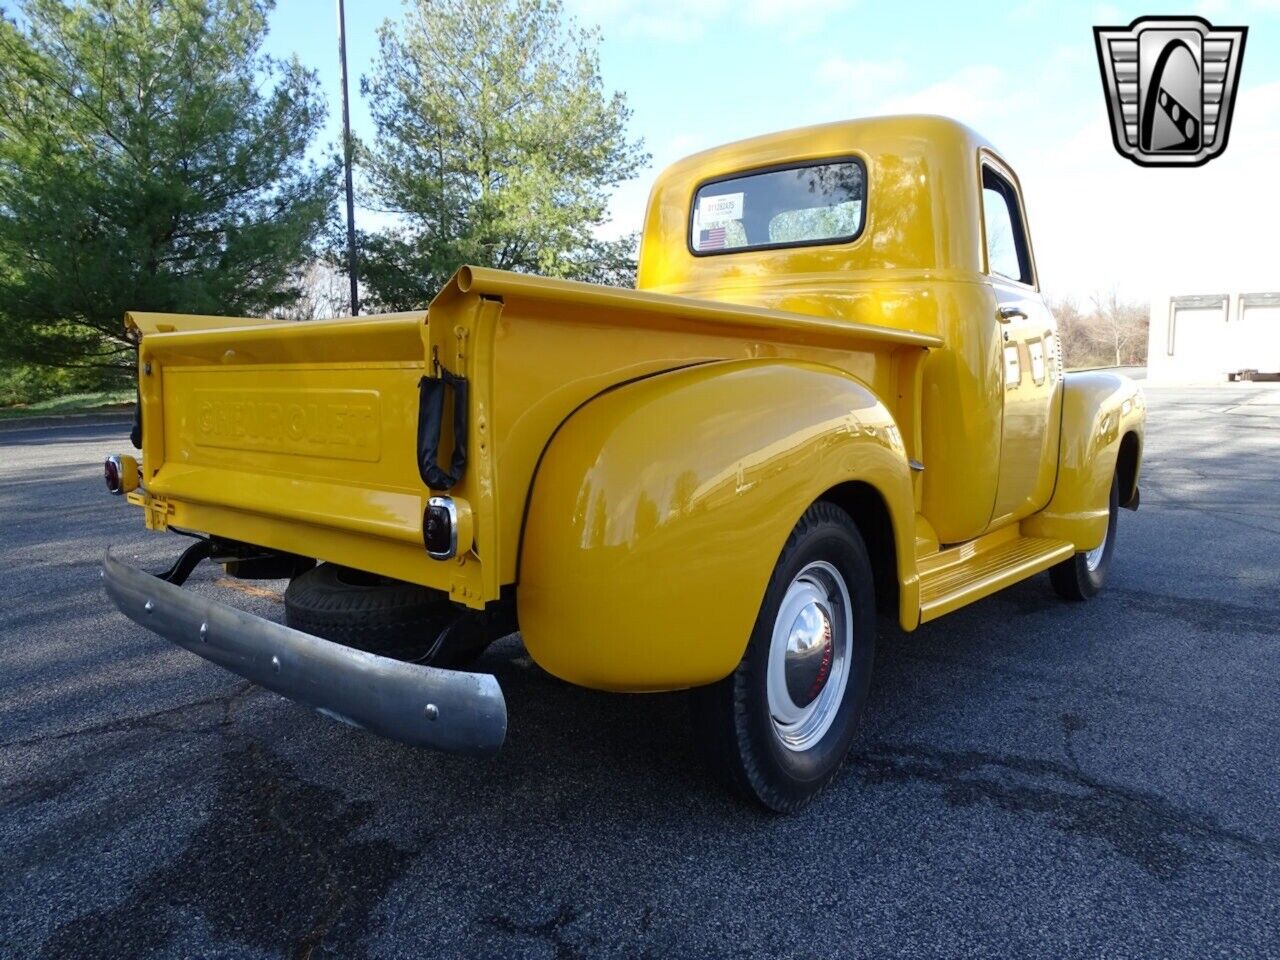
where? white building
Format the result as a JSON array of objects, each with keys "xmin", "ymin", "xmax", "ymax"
[{"xmin": 1147, "ymin": 284, "xmax": 1280, "ymax": 383}]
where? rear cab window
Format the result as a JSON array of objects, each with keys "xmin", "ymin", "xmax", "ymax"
[{"xmin": 690, "ymin": 159, "xmax": 866, "ymax": 255}]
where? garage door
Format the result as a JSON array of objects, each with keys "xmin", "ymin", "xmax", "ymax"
[
  {"xmin": 1232, "ymin": 293, "xmax": 1280, "ymax": 374},
  {"xmin": 1167, "ymin": 294, "xmax": 1228, "ymax": 379}
]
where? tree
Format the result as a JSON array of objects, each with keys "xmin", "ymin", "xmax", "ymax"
[
  {"xmin": 1085, "ymin": 289, "xmax": 1149, "ymax": 367},
  {"xmin": 269, "ymin": 260, "xmax": 350, "ymax": 321},
  {"xmin": 1048, "ymin": 296, "xmax": 1090, "ymax": 367},
  {"xmin": 356, "ymin": 0, "xmax": 648, "ymax": 310},
  {"xmin": 1046, "ymin": 292, "xmax": 1149, "ymax": 369},
  {"xmin": 0, "ymin": 0, "xmax": 333, "ymax": 378}
]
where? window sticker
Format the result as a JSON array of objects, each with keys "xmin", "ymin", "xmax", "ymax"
[{"xmin": 697, "ymin": 192, "xmax": 744, "ymax": 224}]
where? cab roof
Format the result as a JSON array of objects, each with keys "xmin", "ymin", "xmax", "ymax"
[{"xmin": 636, "ymin": 115, "xmax": 1012, "ymax": 299}]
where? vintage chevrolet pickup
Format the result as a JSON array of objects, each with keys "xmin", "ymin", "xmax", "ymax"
[{"xmin": 101, "ymin": 116, "xmax": 1144, "ymax": 810}]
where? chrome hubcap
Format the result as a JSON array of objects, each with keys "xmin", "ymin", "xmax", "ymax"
[
  {"xmin": 1085, "ymin": 511, "xmax": 1111, "ymax": 572},
  {"xmin": 766, "ymin": 561, "xmax": 852, "ymax": 752}
]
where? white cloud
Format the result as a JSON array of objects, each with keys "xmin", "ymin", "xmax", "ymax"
[
  {"xmin": 875, "ymin": 65, "xmax": 1015, "ymax": 127},
  {"xmin": 566, "ymin": 0, "xmax": 853, "ymax": 42},
  {"xmin": 1008, "ymin": 0, "xmax": 1050, "ymax": 19},
  {"xmin": 816, "ymin": 57, "xmax": 907, "ymax": 91},
  {"xmin": 745, "ymin": 0, "xmax": 854, "ymax": 27},
  {"xmin": 1091, "ymin": 3, "xmax": 1123, "ymax": 24},
  {"xmin": 1187, "ymin": 0, "xmax": 1280, "ymax": 17},
  {"xmin": 815, "ymin": 57, "xmax": 1032, "ymax": 134}
]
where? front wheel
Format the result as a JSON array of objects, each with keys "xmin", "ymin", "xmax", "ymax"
[
  {"xmin": 1049, "ymin": 473, "xmax": 1119, "ymax": 601},
  {"xmin": 690, "ymin": 502, "xmax": 876, "ymax": 813}
]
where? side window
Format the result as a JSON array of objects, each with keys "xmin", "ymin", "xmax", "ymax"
[{"xmin": 981, "ymin": 166, "xmax": 1033, "ymax": 286}]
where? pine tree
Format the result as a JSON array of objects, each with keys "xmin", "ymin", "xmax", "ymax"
[
  {"xmin": 0, "ymin": 0, "xmax": 334, "ymax": 377},
  {"xmin": 357, "ymin": 0, "xmax": 647, "ymax": 310}
]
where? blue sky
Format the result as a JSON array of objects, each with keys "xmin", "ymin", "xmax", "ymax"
[{"xmin": 265, "ymin": 0, "xmax": 1280, "ymax": 301}]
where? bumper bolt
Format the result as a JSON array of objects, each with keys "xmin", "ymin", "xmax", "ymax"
[
  {"xmin": 271, "ymin": 655, "xmax": 281, "ymax": 673},
  {"xmin": 144, "ymin": 600, "xmax": 154, "ymax": 614},
  {"xmin": 424, "ymin": 703, "xmax": 439, "ymax": 721}
]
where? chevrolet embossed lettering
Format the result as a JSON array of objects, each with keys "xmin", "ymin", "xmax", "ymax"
[{"xmin": 193, "ymin": 389, "xmax": 381, "ymax": 461}]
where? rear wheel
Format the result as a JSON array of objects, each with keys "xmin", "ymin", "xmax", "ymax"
[
  {"xmin": 1049, "ymin": 473, "xmax": 1119, "ymax": 601},
  {"xmin": 690, "ymin": 502, "xmax": 876, "ymax": 813},
  {"xmin": 284, "ymin": 563, "xmax": 491, "ymax": 666}
]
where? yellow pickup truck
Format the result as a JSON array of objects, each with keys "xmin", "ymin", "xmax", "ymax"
[{"xmin": 101, "ymin": 116, "xmax": 1144, "ymax": 811}]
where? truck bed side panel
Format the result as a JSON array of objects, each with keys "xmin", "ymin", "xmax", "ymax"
[
  {"xmin": 427, "ymin": 269, "xmax": 936, "ymax": 590},
  {"xmin": 133, "ymin": 269, "xmax": 935, "ymax": 607}
]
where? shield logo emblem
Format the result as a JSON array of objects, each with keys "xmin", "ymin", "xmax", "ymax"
[{"xmin": 1094, "ymin": 16, "xmax": 1247, "ymax": 167}]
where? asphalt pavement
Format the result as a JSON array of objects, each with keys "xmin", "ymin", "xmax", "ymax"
[{"xmin": 1, "ymin": 384, "xmax": 1278, "ymax": 959}]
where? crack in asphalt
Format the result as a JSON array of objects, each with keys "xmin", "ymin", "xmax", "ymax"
[
  {"xmin": 1060, "ymin": 712, "xmax": 1086, "ymax": 773},
  {"xmin": 852, "ymin": 743, "xmax": 1280, "ymax": 878},
  {"xmin": 0, "ymin": 681, "xmax": 258, "ymax": 752},
  {"xmin": 485, "ymin": 902, "xmax": 584, "ymax": 960}
]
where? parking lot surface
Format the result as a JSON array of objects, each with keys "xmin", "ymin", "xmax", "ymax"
[{"xmin": 2, "ymin": 384, "xmax": 1278, "ymax": 959}]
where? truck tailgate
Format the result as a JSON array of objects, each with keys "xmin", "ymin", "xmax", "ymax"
[{"xmin": 130, "ymin": 310, "xmax": 491, "ymax": 604}]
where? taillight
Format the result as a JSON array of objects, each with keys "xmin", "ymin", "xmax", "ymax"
[
  {"xmin": 423, "ymin": 497, "xmax": 458, "ymax": 559},
  {"xmin": 104, "ymin": 455, "xmax": 138, "ymax": 495},
  {"xmin": 423, "ymin": 496, "xmax": 473, "ymax": 560},
  {"xmin": 104, "ymin": 457, "xmax": 121, "ymax": 494}
]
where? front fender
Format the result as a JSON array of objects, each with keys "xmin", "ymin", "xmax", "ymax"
[
  {"xmin": 517, "ymin": 359, "xmax": 915, "ymax": 692},
  {"xmin": 1023, "ymin": 371, "xmax": 1145, "ymax": 551}
]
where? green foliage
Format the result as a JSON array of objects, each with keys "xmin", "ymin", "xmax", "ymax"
[
  {"xmin": 0, "ymin": 386, "xmax": 131, "ymax": 417},
  {"xmin": 355, "ymin": 0, "xmax": 648, "ymax": 310},
  {"xmin": 0, "ymin": 361, "xmax": 112, "ymax": 406},
  {"xmin": 0, "ymin": 0, "xmax": 334, "ymax": 374}
]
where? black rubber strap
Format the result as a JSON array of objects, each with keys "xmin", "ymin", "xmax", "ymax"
[
  {"xmin": 130, "ymin": 381, "xmax": 142, "ymax": 450},
  {"xmin": 417, "ymin": 365, "xmax": 469, "ymax": 490}
]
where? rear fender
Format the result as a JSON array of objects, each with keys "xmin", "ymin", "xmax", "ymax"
[
  {"xmin": 1023, "ymin": 371, "xmax": 1145, "ymax": 550},
  {"xmin": 517, "ymin": 359, "xmax": 916, "ymax": 692}
]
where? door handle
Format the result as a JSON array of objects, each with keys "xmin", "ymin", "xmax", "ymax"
[{"xmin": 997, "ymin": 305, "xmax": 1028, "ymax": 323}]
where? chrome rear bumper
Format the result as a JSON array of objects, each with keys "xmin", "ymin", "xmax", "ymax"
[{"xmin": 101, "ymin": 551, "xmax": 506, "ymax": 755}]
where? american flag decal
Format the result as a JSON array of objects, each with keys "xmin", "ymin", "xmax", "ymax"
[{"xmin": 699, "ymin": 226, "xmax": 727, "ymax": 249}]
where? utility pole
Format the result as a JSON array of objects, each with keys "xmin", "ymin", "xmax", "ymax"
[{"xmin": 337, "ymin": 0, "xmax": 359, "ymax": 315}]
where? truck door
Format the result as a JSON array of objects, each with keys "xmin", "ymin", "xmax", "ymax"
[{"xmin": 981, "ymin": 160, "xmax": 1063, "ymax": 526}]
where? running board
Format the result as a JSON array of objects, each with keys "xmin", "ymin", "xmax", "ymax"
[{"xmin": 917, "ymin": 530, "xmax": 1075, "ymax": 624}]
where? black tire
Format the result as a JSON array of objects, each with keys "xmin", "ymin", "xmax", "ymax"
[
  {"xmin": 1049, "ymin": 473, "xmax": 1119, "ymax": 601},
  {"xmin": 284, "ymin": 563, "xmax": 487, "ymax": 666},
  {"xmin": 690, "ymin": 502, "xmax": 877, "ymax": 813}
]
